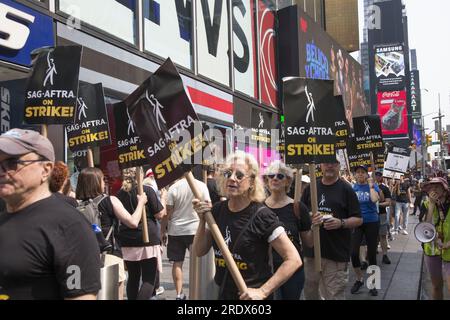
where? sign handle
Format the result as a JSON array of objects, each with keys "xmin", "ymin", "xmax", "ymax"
[
  {"xmin": 370, "ymin": 152, "xmax": 376, "ymax": 176},
  {"xmin": 184, "ymin": 172, "xmax": 248, "ymax": 295},
  {"xmin": 41, "ymin": 125, "xmax": 48, "ymax": 138},
  {"xmin": 294, "ymin": 168, "xmax": 303, "ymax": 204},
  {"xmin": 87, "ymin": 148, "xmax": 94, "ymax": 168},
  {"xmin": 344, "ymin": 149, "xmax": 353, "ymax": 180},
  {"xmin": 309, "ymin": 164, "xmax": 322, "ymax": 273},
  {"xmin": 136, "ymin": 167, "xmax": 150, "ymax": 243}
]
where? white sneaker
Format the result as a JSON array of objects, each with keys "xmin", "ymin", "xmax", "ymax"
[
  {"xmin": 392, "ymin": 231, "xmax": 398, "ymax": 235},
  {"xmin": 156, "ymin": 286, "xmax": 165, "ymax": 296},
  {"xmin": 387, "ymin": 244, "xmax": 391, "ymax": 250},
  {"xmin": 400, "ymin": 229, "xmax": 408, "ymax": 235}
]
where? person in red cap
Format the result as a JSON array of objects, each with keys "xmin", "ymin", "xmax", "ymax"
[
  {"xmin": 0, "ymin": 129, "xmax": 101, "ymax": 300},
  {"xmin": 421, "ymin": 177, "xmax": 450, "ymax": 299}
]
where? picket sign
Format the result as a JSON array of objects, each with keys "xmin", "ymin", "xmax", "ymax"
[{"xmin": 136, "ymin": 167, "xmax": 149, "ymax": 244}]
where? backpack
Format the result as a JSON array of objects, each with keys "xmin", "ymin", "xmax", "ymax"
[{"xmin": 77, "ymin": 194, "xmax": 112, "ymax": 252}]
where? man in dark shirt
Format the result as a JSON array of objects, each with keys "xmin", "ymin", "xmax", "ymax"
[
  {"xmin": 0, "ymin": 129, "xmax": 101, "ymax": 300},
  {"xmin": 301, "ymin": 161, "xmax": 363, "ymax": 300}
]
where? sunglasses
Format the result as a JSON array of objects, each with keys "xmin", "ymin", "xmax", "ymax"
[
  {"xmin": 267, "ymin": 173, "xmax": 286, "ymax": 180},
  {"xmin": 0, "ymin": 157, "xmax": 45, "ymax": 174},
  {"xmin": 223, "ymin": 169, "xmax": 249, "ymax": 182}
]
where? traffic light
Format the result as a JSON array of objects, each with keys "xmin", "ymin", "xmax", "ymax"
[{"xmin": 426, "ymin": 134, "xmax": 432, "ymax": 147}]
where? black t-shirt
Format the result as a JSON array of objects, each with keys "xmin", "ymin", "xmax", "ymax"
[
  {"xmin": 301, "ymin": 178, "xmax": 361, "ymax": 262},
  {"xmin": 267, "ymin": 202, "xmax": 311, "ymax": 264},
  {"xmin": 396, "ymin": 182, "xmax": 410, "ymax": 203},
  {"xmin": 0, "ymin": 195, "xmax": 101, "ymax": 300},
  {"xmin": 54, "ymin": 192, "xmax": 78, "ymax": 208},
  {"xmin": 379, "ymin": 184, "xmax": 391, "ymax": 215},
  {"xmin": 116, "ymin": 186, "xmax": 163, "ymax": 247},
  {"xmin": 211, "ymin": 201, "xmax": 282, "ymax": 300},
  {"xmin": 207, "ymin": 178, "xmax": 221, "ymax": 206}
]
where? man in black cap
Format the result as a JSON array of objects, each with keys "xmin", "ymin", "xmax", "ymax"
[
  {"xmin": 301, "ymin": 161, "xmax": 363, "ymax": 300},
  {"xmin": 0, "ymin": 129, "xmax": 101, "ymax": 300}
]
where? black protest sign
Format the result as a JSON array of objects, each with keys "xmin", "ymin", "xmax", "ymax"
[
  {"xmin": 251, "ymin": 109, "xmax": 272, "ymax": 145},
  {"xmin": 353, "ymin": 115, "xmax": 384, "ymax": 152},
  {"xmin": 65, "ymin": 83, "xmax": 111, "ymax": 152},
  {"xmin": 384, "ymin": 146, "xmax": 410, "ymax": 173},
  {"xmin": 128, "ymin": 58, "xmax": 205, "ymax": 189},
  {"xmin": 334, "ymin": 95, "xmax": 350, "ymax": 149},
  {"xmin": 24, "ymin": 46, "xmax": 82, "ymax": 125},
  {"xmin": 113, "ymin": 101, "xmax": 148, "ymax": 170},
  {"xmin": 283, "ymin": 78, "xmax": 338, "ymax": 164},
  {"xmin": 347, "ymin": 137, "xmax": 372, "ymax": 169}
]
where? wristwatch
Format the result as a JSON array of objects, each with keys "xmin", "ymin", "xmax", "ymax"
[{"xmin": 341, "ymin": 219, "xmax": 346, "ymax": 229}]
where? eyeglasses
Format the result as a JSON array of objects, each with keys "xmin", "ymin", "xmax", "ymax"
[
  {"xmin": 267, "ymin": 173, "xmax": 286, "ymax": 180},
  {"xmin": 222, "ymin": 169, "xmax": 249, "ymax": 182},
  {"xmin": 0, "ymin": 157, "xmax": 46, "ymax": 174}
]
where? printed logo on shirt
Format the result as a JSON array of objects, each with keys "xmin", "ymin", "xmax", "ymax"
[
  {"xmin": 224, "ymin": 226, "xmax": 232, "ymax": 247},
  {"xmin": 319, "ymin": 194, "xmax": 326, "ymax": 207},
  {"xmin": 356, "ymin": 191, "xmax": 371, "ymax": 202}
]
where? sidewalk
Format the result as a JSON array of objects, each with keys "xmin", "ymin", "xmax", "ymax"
[
  {"xmin": 347, "ymin": 215, "xmax": 423, "ymax": 300},
  {"xmin": 156, "ymin": 216, "xmax": 425, "ymax": 300}
]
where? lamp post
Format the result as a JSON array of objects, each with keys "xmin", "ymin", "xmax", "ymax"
[{"xmin": 420, "ymin": 112, "xmax": 438, "ymax": 178}]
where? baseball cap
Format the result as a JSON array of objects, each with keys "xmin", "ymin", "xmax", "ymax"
[
  {"xmin": 375, "ymin": 170, "xmax": 383, "ymax": 176},
  {"xmin": 422, "ymin": 177, "xmax": 449, "ymax": 193},
  {"xmin": 0, "ymin": 129, "xmax": 55, "ymax": 162}
]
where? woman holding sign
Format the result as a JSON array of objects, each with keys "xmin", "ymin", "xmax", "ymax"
[
  {"xmin": 192, "ymin": 152, "xmax": 301, "ymax": 300},
  {"xmin": 264, "ymin": 161, "xmax": 313, "ymax": 300},
  {"xmin": 350, "ymin": 165, "xmax": 381, "ymax": 297}
]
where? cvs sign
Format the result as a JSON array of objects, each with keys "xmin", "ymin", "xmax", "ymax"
[{"xmin": 0, "ymin": 0, "xmax": 54, "ymax": 66}]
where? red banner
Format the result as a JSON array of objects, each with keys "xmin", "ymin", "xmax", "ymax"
[{"xmin": 378, "ymin": 90, "xmax": 408, "ymax": 136}]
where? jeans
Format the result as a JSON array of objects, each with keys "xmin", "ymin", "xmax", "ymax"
[
  {"xmin": 274, "ymin": 262, "xmax": 305, "ymax": 300},
  {"xmin": 395, "ymin": 202, "xmax": 409, "ymax": 231}
]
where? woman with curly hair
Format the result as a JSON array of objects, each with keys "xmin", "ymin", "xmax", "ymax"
[{"xmin": 49, "ymin": 161, "xmax": 77, "ymax": 207}]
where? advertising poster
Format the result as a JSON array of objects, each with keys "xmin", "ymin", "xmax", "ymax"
[
  {"xmin": 410, "ymin": 70, "xmax": 422, "ymax": 119},
  {"xmin": 283, "ymin": 77, "xmax": 338, "ymax": 164},
  {"xmin": 278, "ymin": 7, "xmax": 370, "ymax": 125},
  {"xmin": 143, "ymin": 0, "xmax": 193, "ymax": 69},
  {"xmin": 353, "ymin": 115, "xmax": 384, "ymax": 153},
  {"xmin": 258, "ymin": 0, "xmax": 278, "ymax": 108},
  {"xmin": 128, "ymin": 58, "xmax": 205, "ymax": 189},
  {"xmin": 197, "ymin": 0, "xmax": 230, "ymax": 86},
  {"xmin": 378, "ymin": 90, "xmax": 408, "ymax": 137},
  {"xmin": 24, "ymin": 46, "xmax": 82, "ymax": 125},
  {"xmin": 233, "ymin": 0, "xmax": 258, "ymax": 98},
  {"xmin": 251, "ymin": 108, "xmax": 271, "ymax": 145},
  {"xmin": 65, "ymin": 83, "xmax": 111, "ymax": 152},
  {"xmin": 374, "ymin": 44, "xmax": 406, "ymax": 91}
]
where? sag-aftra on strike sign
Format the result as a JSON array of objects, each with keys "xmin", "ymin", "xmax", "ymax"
[{"xmin": 283, "ymin": 77, "xmax": 338, "ymax": 164}]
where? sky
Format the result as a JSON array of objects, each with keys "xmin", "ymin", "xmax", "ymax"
[{"xmin": 357, "ymin": 0, "xmax": 450, "ymax": 155}]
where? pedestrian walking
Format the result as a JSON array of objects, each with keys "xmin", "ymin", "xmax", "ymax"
[
  {"xmin": 301, "ymin": 161, "xmax": 363, "ymax": 300},
  {"xmin": 393, "ymin": 175, "xmax": 412, "ymax": 235},
  {"xmin": 375, "ymin": 171, "xmax": 392, "ymax": 265},
  {"xmin": 193, "ymin": 151, "xmax": 301, "ymax": 300},
  {"xmin": 264, "ymin": 161, "xmax": 312, "ymax": 300}
]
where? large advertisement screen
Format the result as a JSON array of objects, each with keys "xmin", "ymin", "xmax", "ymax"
[
  {"xmin": 258, "ymin": 0, "xmax": 277, "ymax": 108},
  {"xmin": 59, "ymin": 0, "xmax": 137, "ymax": 44},
  {"xmin": 233, "ymin": 0, "xmax": 258, "ymax": 98},
  {"xmin": 197, "ymin": 0, "xmax": 230, "ymax": 86},
  {"xmin": 378, "ymin": 90, "xmax": 409, "ymax": 137},
  {"xmin": 410, "ymin": 70, "xmax": 421, "ymax": 119},
  {"xmin": 296, "ymin": 9, "xmax": 370, "ymax": 127},
  {"xmin": 143, "ymin": 0, "xmax": 193, "ymax": 70},
  {"xmin": 374, "ymin": 44, "xmax": 406, "ymax": 91}
]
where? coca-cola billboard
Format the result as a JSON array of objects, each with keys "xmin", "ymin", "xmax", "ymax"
[{"xmin": 378, "ymin": 90, "xmax": 409, "ymax": 137}]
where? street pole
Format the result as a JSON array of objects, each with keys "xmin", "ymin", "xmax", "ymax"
[
  {"xmin": 433, "ymin": 94, "xmax": 446, "ymax": 172},
  {"xmin": 421, "ymin": 116, "xmax": 426, "ymax": 178}
]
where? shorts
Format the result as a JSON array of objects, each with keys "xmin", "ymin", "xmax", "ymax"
[
  {"xmin": 103, "ymin": 254, "xmax": 126, "ymax": 283},
  {"xmin": 424, "ymin": 255, "xmax": 450, "ymax": 280},
  {"xmin": 379, "ymin": 214, "xmax": 389, "ymax": 236},
  {"xmin": 167, "ymin": 235, "xmax": 194, "ymax": 262}
]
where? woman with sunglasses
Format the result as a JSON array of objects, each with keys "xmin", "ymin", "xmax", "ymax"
[
  {"xmin": 193, "ymin": 151, "xmax": 301, "ymax": 300},
  {"xmin": 264, "ymin": 161, "xmax": 313, "ymax": 300}
]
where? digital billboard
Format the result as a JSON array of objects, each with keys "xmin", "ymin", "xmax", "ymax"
[
  {"xmin": 378, "ymin": 90, "xmax": 408, "ymax": 137},
  {"xmin": 278, "ymin": 5, "xmax": 370, "ymax": 127},
  {"xmin": 374, "ymin": 44, "xmax": 406, "ymax": 91}
]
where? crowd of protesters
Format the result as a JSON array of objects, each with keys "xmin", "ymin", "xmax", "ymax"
[{"xmin": 0, "ymin": 128, "xmax": 449, "ymax": 300}]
